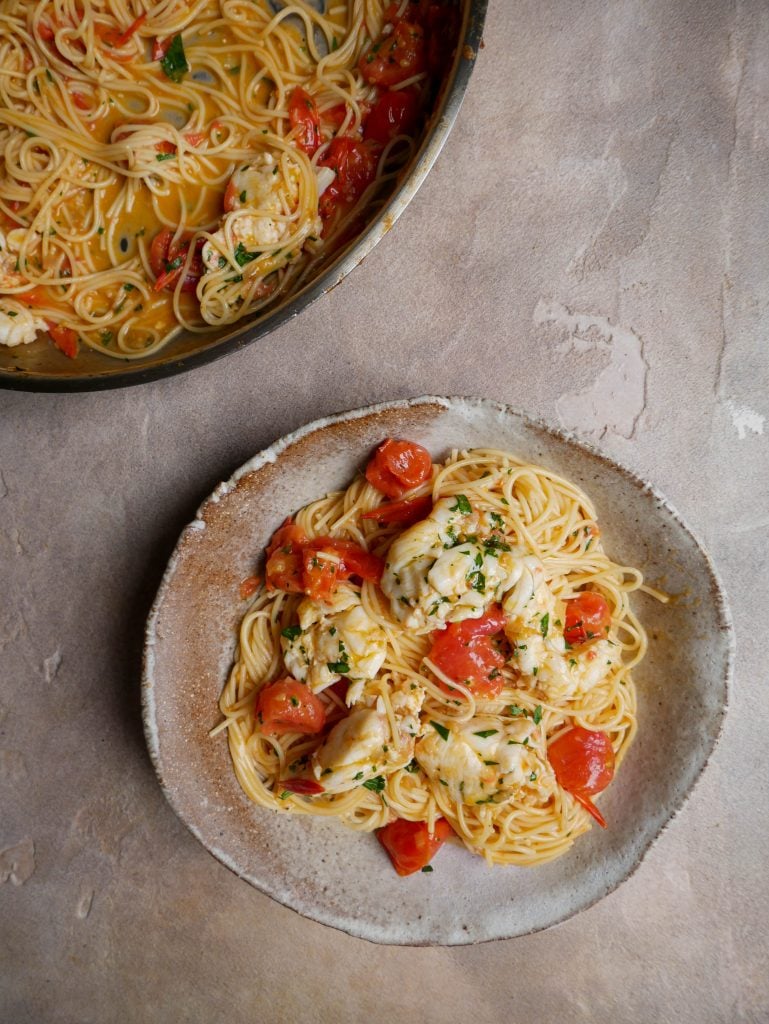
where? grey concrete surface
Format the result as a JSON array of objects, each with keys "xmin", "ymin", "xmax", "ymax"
[{"xmin": 1, "ymin": 1, "xmax": 768, "ymax": 1021}]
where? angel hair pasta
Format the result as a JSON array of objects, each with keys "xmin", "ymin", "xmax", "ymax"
[
  {"xmin": 0, "ymin": 1, "xmax": 458, "ymax": 359},
  {"xmin": 213, "ymin": 439, "xmax": 654, "ymax": 876}
]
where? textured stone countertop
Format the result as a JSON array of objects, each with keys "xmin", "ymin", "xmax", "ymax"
[{"xmin": 2, "ymin": 1, "xmax": 767, "ymax": 1021}]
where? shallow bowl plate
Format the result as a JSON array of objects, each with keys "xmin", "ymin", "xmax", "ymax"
[{"xmin": 142, "ymin": 396, "xmax": 732, "ymax": 945}]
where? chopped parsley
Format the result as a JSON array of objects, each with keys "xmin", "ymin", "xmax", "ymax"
[
  {"xmin": 430, "ymin": 720, "xmax": 450, "ymax": 741},
  {"xmin": 281, "ymin": 625, "xmax": 301, "ymax": 641},
  {"xmin": 327, "ymin": 660, "xmax": 349, "ymax": 674},
  {"xmin": 540, "ymin": 613, "xmax": 549, "ymax": 639},
  {"xmin": 473, "ymin": 729, "xmax": 498, "ymax": 738},
  {"xmin": 234, "ymin": 242, "xmax": 258, "ymax": 267},
  {"xmin": 160, "ymin": 34, "xmax": 189, "ymax": 83},
  {"xmin": 420, "ymin": 865, "xmax": 433, "ymax": 873},
  {"xmin": 450, "ymin": 494, "xmax": 472, "ymax": 515},
  {"xmin": 362, "ymin": 775, "xmax": 385, "ymax": 793},
  {"xmin": 404, "ymin": 759, "xmax": 420, "ymax": 773},
  {"xmin": 533, "ymin": 705, "xmax": 543, "ymax": 725},
  {"xmin": 155, "ymin": 152, "xmax": 176, "ymax": 162}
]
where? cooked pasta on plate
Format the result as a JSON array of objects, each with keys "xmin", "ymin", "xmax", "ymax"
[{"xmin": 214, "ymin": 438, "xmax": 653, "ymax": 875}]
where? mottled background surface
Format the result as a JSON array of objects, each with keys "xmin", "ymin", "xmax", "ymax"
[{"xmin": 2, "ymin": 1, "xmax": 767, "ymax": 1021}]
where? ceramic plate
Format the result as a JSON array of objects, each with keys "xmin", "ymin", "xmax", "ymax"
[{"xmin": 142, "ymin": 396, "xmax": 732, "ymax": 945}]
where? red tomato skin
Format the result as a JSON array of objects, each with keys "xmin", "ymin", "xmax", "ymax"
[
  {"xmin": 47, "ymin": 322, "xmax": 78, "ymax": 358},
  {"xmin": 360, "ymin": 20, "xmax": 425, "ymax": 87},
  {"xmin": 318, "ymin": 137, "xmax": 379, "ymax": 219},
  {"xmin": 306, "ymin": 538, "xmax": 384, "ymax": 583},
  {"xmin": 256, "ymin": 678, "xmax": 326, "ymax": 737},
  {"xmin": 302, "ymin": 547, "xmax": 340, "ymax": 603},
  {"xmin": 265, "ymin": 521, "xmax": 308, "ymax": 593},
  {"xmin": 563, "ymin": 591, "xmax": 612, "ymax": 647},
  {"xmin": 289, "ymin": 87, "xmax": 322, "ymax": 154},
  {"xmin": 428, "ymin": 608, "xmax": 506, "ymax": 697},
  {"xmin": 361, "ymin": 494, "xmax": 433, "ymax": 526},
  {"xmin": 548, "ymin": 727, "xmax": 615, "ymax": 827},
  {"xmin": 364, "ymin": 89, "xmax": 420, "ymax": 144},
  {"xmin": 149, "ymin": 228, "xmax": 174, "ymax": 278},
  {"xmin": 377, "ymin": 818, "xmax": 452, "ymax": 876},
  {"xmin": 280, "ymin": 778, "xmax": 325, "ymax": 795},
  {"xmin": 365, "ymin": 438, "xmax": 433, "ymax": 498}
]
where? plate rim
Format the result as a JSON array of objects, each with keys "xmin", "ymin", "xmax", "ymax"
[{"xmin": 141, "ymin": 394, "xmax": 733, "ymax": 944}]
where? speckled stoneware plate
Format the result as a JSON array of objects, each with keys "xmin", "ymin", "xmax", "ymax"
[{"xmin": 142, "ymin": 396, "xmax": 732, "ymax": 945}]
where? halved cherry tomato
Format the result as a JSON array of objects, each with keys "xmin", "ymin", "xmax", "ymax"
[
  {"xmin": 361, "ymin": 494, "xmax": 433, "ymax": 526},
  {"xmin": 377, "ymin": 817, "xmax": 452, "ymax": 876},
  {"xmin": 280, "ymin": 778, "xmax": 325, "ymax": 795},
  {"xmin": 150, "ymin": 230, "xmax": 205, "ymax": 293},
  {"xmin": 360, "ymin": 19, "xmax": 425, "ymax": 87},
  {"xmin": 265, "ymin": 520, "xmax": 308, "ymax": 593},
  {"xmin": 428, "ymin": 606, "xmax": 506, "ymax": 697},
  {"xmin": 307, "ymin": 538, "xmax": 384, "ymax": 582},
  {"xmin": 364, "ymin": 89, "xmax": 420, "ymax": 144},
  {"xmin": 70, "ymin": 90, "xmax": 90, "ymax": 110},
  {"xmin": 563, "ymin": 591, "xmax": 612, "ymax": 648},
  {"xmin": 183, "ymin": 132, "xmax": 205, "ymax": 148},
  {"xmin": 365, "ymin": 438, "xmax": 433, "ymax": 498},
  {"xmin": 301, "ymin": 537, "xmax": 384, "ymax": 602},
  {"xmin": 256, "ymin": 677, "xmax": 326, "ymax": 737},
  {"xmin": 155, "ymin": 139, "xmax": 176, "ymax": 155},
  {"xmin": 47, "ymin": 322, "xmax": 78, "ymax": 358},
  {"xmin": 317, "ymin": 137, "xmax": 379, "ymax": 220},
  {"xmin": 302, "ymin": 547, "xmax": 340, "ymax": 604},
  {"xmin": 548, "ymin": 726, "xmax": 615, "ymax": 828},
  {"xmin": 288, "ymin": 87, "xmax": 321, "ymax": 155}
]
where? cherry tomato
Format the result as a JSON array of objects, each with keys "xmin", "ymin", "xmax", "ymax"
[
  {"xmin": 317, "ymin": 137, "xmax": 379, "ymax": 220},
  {"xmin": 563, "ymin": 591, "xmax": 612, "ymax": 647},
  {"xmin": 428, "ymin": 607, "xmax": 506, "ymax": 697},
  {"xmin": 361, "ymin": 494, "xmax": 433, "ymax": 526},
  {"xmin": 302, "ymin": 547, "xmax": 341, "ymax": 603},
  {"xmin": 265, "ymin": 520, "xmax": 308, "ymax": 593},
  {"xmin": 308, "ymin": 538, "xmax": 384, "ymax": 583},
  {"xmin": 288, "ymin": 87, "xmax": 321, "ymax": 155},
  {"xmin": 364, "ymin": 89, "xmax": 420, "ymax": 144},
  {"xmin": 377, "ymin": 817, "xmax": 452, "ymax": 876},
  {"xmin": 360, "ymin": 20, "xmax": 425, "ymax": 87},
  {"xmin": 256, "ymin": 677, "xmax": 326, "ymax": 737},
  {"xmin": 94, "ymin": 17, "xmax": 144, "ymax": 62},
  {"xmin": 365, "ymin": 438, "xmax": 432, "ymax": 498},
  {"xmin": 70, "ymin": 90, "xmax": 90, "ymax": 111},
  {"xmin": 548, "ymin": 726, "xmax": 615, "ymax": 828},
  {"xmin": 280, "ymin": 778, "xmax": 325, "ymax": 795},
  {"xmin": 149, "ymin": 230, "xmax": 204, "ymax": 293},
  {"xmin": 47, "ymin": 322, "xmax": 78, "ymax": 358},
  {"xmin": 301, "ymin": 538, "xmax": 384, "ymax": 602}
]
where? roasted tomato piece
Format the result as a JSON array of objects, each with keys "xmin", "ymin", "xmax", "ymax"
[
  {"xmin": 361, "ymin": 494, "xmax": 433, "ymax": 526},
  {"xmin": 548, "ymin": 726, "xmax": 615, "ymax": 828},
  {"xmin": 377, "ymin": 817, "xmax": 452, "ymax": 876},
  {"xmin": 428, "ymin": 606, "xmax": 506, "ymax": 697},
  {"xmin": 265, "ymin": 520, "xmax": 308, "ymax": 593},
  {"xmin": 364, "ymin": 438, "xmax": 433, "ymax": 498},
  {"xmin": 288, "ymin": 87, "xmax": 321, "ymax": 154},
  {"xmin": 563, "ymin": 591, "xmax": 612, "ymax": 647},
  {"xmin": 256, "ymin": 677, "xmax": 326, "ymax": 737},
  {"xmin": 360, "ymin": 19, "xmax": 425, "ymax": 86},
  {"xmin": 317, "ymin": 137, "xmax": 379, "ymax": 219},
  {"xmin": 364, "ymin": 89, "xmax": 420, "ymax": 144}
]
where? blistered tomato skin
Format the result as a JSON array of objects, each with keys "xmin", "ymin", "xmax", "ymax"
[
  {"xmin": 365, "ymin": 438, "xmax": 433, "ymax": 498},
  {"xmin": 548, "ymin": 727, "xmax": 615, "ymax": 828},
  {"xmin": 377, "ymin": 817, "xmax": 452, "ymax": 875}
]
